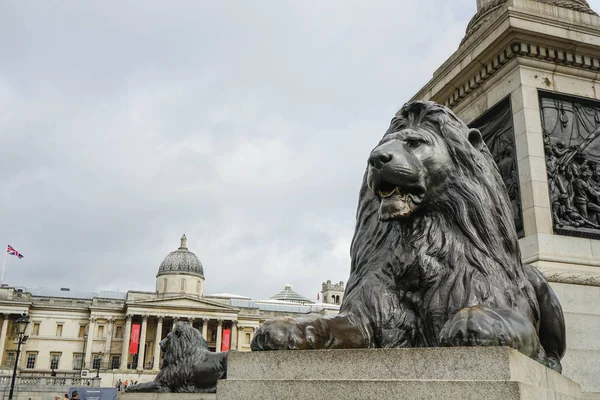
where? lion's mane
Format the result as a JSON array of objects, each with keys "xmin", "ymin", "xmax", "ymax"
[
  {"xmin": 344, "ymin": 101, "xmax": 539, "ymax": 347},
  {"xmin": 128, "ymin": 322, "xmax": 226, "ymax": 393}
]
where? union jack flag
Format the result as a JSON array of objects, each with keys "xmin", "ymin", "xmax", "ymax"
[{"xmin": 7, "ymin": 245, "xmax": 23, "ymax": 259}]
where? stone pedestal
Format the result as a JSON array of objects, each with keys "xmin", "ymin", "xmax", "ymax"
[{"xmin": 216, "ymin": 347, "xmax": 582, "ymax": 400}]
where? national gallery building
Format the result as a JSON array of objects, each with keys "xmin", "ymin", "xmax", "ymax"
[{"xmin": 0, "ymin": 235, "xmax": 343, "ymax": 383}]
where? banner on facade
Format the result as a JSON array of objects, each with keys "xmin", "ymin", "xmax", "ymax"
[
  {"xmin": 129, "ymin": 323, "xmax": 141, "ymax": 354},
  {"xmin": 221, "ymin": 328, "xmax": 231, "ymax": 351}
]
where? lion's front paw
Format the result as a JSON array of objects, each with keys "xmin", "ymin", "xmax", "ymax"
[
  {"xmin": 251, "ymin": 317, "xmax": 318, "ymax": 351},
  {"xmin": 439, "ymin": 305, "xmax": 519, "ymax": 348}
]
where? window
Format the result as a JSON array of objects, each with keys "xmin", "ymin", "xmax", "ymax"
[
  {"xmin": 56, "ymin": 324, "xmax": 63, "ymax": 337},
  {"xmin": 5, "ymin": 352, "xmax": 15, "ymax": 368},
  {"xmin": 92, "ymin": 354, "xmax": 101, "ymax": 370},
  {"xmin": 50, "ymin": 353, "xmax": 61, "ymax": 370},
  {"xmin": 78, "ymin": 325, "xmax": 86, "ymax": 338},
  {"xmin": 245, "ymin": 333, "xmax": 251, "ymax": 345},
  {"xmin": 32, "ymin": 323, "xmax": 40, "ymax": 336},
  {"xmin": 180, "ymin": 278, "xmax": 186, "ymax": 291},
  {"xmin": 111, "ymin": 355, "xmax": 120, "ymax": 370},
  {"xmin": 115, "ymin": 326, "xmax": 123, "ymax": 339},
  {"xmin": 97, "ymin": 325, "xmax": 104, "ymax": 338},
  {"xmin": 26, "ymin": 352, "xmax": 37, "ymax": 369},
  {"xmin": 73, "ymin": 353, "xmax": 83, "ymax": 370}
]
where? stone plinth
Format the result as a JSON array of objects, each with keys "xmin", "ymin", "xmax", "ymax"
[
  {"xmin": 217, "ymin": 347, "xmax": 582, "ymax": 400},
  {"xmin": 122, "ymin": 394, "xmax": 215, "ymax": 400}
]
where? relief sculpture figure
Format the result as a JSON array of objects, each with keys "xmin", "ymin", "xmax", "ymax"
[{"xmin": 251, "ymin": 101, "xmax": 566, "ymax": 373}]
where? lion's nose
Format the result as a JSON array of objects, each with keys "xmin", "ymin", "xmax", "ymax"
[{"xmin": 368, "ymin": 150, "xmax": 393, "ymax": 169}]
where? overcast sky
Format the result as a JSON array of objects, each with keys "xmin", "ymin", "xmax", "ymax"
[{"xmin": 3, "ymin": 1, "xmax": 598, "ymax": 301}]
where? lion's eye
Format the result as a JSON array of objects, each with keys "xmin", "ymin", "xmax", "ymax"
[{"xmin": 405, "ymin": 138, "xmax": 426, "ymax": 148}]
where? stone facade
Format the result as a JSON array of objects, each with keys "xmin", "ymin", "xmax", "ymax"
[
  {"xmin": 321, "ymin": 280, "xmax": 345, "ymax": 305},
  {"xmin": 411, "ymin": 0, "xmax": 600, "ymax": 394}
]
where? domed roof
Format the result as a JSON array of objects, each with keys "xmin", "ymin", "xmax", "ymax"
[
  {"xmin": 268, "ymin": 285, "xmax": 313, "ymax": 304},
  {"xmin": 157, "ymin": 235, "xmax": 204, "ymax": 278},
  {"xmin": 462, "ymin": 0, "xmax": 597, "ymax": 44}
]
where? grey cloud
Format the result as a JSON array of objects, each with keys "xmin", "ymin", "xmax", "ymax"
[{"xmin": 1, "ymin": 0, "xmax": 488, "ymax": 300}]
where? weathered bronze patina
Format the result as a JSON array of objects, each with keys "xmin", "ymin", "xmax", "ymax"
[
  {"xmin": 252, "ymin": 101, "xmax": 566, "ymax": 373},
  {"xmin": 126, "ymin": 322, "xmax": 228, "ymax": 393}
]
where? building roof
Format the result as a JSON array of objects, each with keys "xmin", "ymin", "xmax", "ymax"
[
  {"xmin": 25, "ymin": 287, "xmax": 127, "ymax": 300},
  {"xmin": 267, "ymin": 285, "xmax": 313, "ymax": 304},
  {"xmin": 157, "ymin": 234, "xmax": 205, "ymax": 278},
  {"xmin": 206, "ymin": 292, "xmax": 252, "ymax": 300}
]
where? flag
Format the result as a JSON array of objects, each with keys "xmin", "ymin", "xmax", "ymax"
[{"xmin": 7, "ymin": 245, "xmax": 24, "ymax": 259}]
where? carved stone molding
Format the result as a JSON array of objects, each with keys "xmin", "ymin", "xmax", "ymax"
[
  {"xmin": 540, "ymin": 269, "xmax": 600, "ymax": 286},
  {"xmin": 442, "ymin": 41, "xmax": 600, "ymax": 109}
]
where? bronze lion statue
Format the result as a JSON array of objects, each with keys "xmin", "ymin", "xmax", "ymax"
[
  {"xmin": 126, "ymin": 322, "xmax": 228, "ymax": 393},
  {"xmin": 252, "ymin": 101, "xmax": 566, "ymax": 372}
]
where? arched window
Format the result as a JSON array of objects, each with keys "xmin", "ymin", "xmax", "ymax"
[
  {"xmin": 335, "ymin": 295, "xmax": 340, "ymax": 305},
  {"xmin": 180, "ymin": 278, "xmax": 186, "ymax": 292},
  {"xmin": 332, "ymin": 295, "xmax": 336, "ymax": 303}
]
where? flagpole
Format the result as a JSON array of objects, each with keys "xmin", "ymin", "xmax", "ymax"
[{"xmin": 1, "ymin": 248, "xmax": 8, "ymax": 286}]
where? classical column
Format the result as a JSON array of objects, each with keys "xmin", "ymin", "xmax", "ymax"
[
  {"xmin": 152, "ymin": 316, "xmax": 163, "ymax": 371},
  {"xmin": 237, "ymin": 325, "xmax": 245, "ymax": 348},
  {"xmin": 120, "ymin": 315, "xmax": 133, "ymax": 370},
  {"xmin": 137, "ymin": 315, "xmax": 148, "ymax": 370},
  {"xmin": 201, "ymin": 318, "xmax": 208, "ymax": 340},
  {"xmin": 250, "ymin": 326, "xmax": 257, "ymax": 344},
  {"xmin": 0, "ymin": 315, "xmax": 8, "ymax": 364},
  {"xmin": 103, "ymin": 318, "xmax": 115, "ymax": 366},
  {"xmin": 216, "ymin": 319, "xmax": 223, "ymax": 352},
  {"xmin": 188, "ymin": 317, "xmax": 195, "ymax": 329},
  {"xmin": 231, "ymin": 320, "xmax": 238, "ymax": 350},
  {"xmin": 172, "ymin": 317, "xmax": 179, "ymax": 331},
  {"xmin": 84, "ymin": 317, "xmax": 96, "ymax": 369}
]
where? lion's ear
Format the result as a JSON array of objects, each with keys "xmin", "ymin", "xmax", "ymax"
[{"xmin": 468, "ymin": 128, "xmax": 484, "ymax": 151}]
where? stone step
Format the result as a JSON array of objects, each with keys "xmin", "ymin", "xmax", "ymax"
[
  {"xmin": 226, "ymin": 347, "xmax": 579, "ymax": 396},
  {"xmin": 216, "ymin": 379, "xmax": 578, "ymax": 400}
]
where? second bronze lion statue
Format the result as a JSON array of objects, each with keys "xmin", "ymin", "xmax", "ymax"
[
  {"xmin": 126, "ymin": 322, "xmax": 227, "ymax": 393},
  {"xmin": 252, "ymin": 101, "xmax": 566, "ymax": 372}
]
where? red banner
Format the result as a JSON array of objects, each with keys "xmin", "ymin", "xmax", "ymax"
[
  {"xmin": 129, "ymin": 323, "xmax": 141, "ymax": 354},
  {"xmin": 221, "ymin": 328, "xmax": 231, "ymax": 351}
]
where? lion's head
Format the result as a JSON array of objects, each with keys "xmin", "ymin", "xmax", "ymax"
[
  {"xmin": 350, "ymin": 101, "xmax": 524, "ymax": 287},
  {"xmin": 368, "ymin": 101, "xmax": 491, "ymax": 221},
  {"xmin": 160, "ymin": 322, "xmax": 207, "ymax": 368}
]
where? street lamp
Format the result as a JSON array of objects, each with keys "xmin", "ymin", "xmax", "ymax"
[
  {"xmin": 82, "ymin": 333, "xmax": 88, "ymax": 370},
  {"xmin": 95, "ymin": 352, "xmax": 103, "ymax": 378},
  {"xmin": 8, "ymin": 313, "xmax": 30, "ymax": 400}
]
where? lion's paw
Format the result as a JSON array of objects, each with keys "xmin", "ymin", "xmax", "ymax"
[
  {"xmin": 439, "ymin": 305, "xmax": 518, "ymax": 348},
  {"xmin": 251, "ymin": 317, "xmax": 318, "ymax": 351}
]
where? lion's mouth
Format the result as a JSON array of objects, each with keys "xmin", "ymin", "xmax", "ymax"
[{"xmin": 376, "ymin": 179, "xmax": 425, "ymax": 221}]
